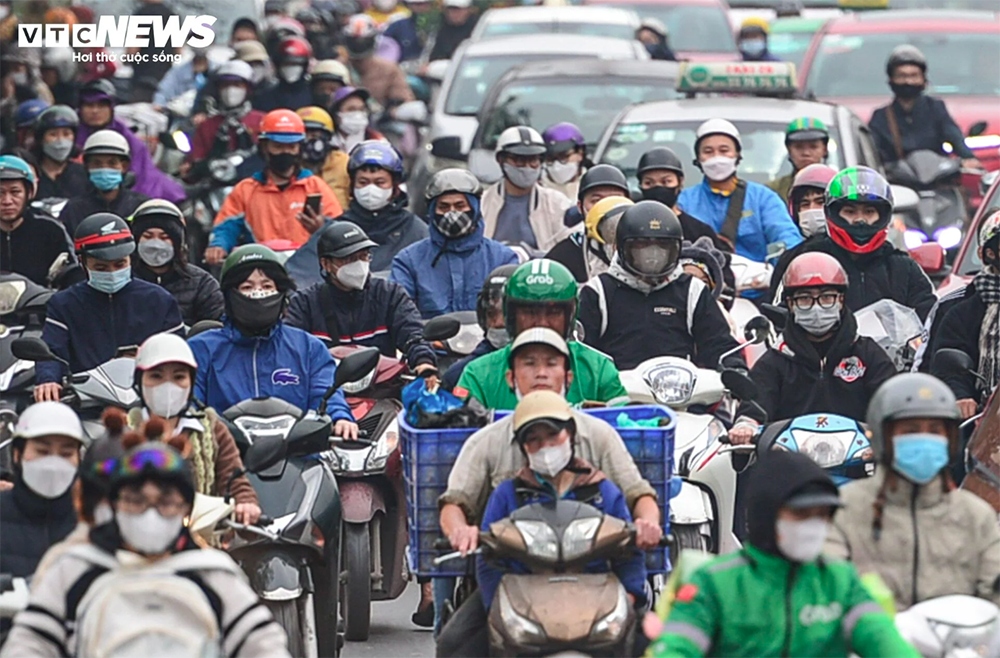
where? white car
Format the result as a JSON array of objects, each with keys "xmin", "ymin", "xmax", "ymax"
[{"xmin": 469, "ymin": 5, "xmax": 641, "ymax": 42}]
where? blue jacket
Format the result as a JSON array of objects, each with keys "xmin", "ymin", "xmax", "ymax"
[
  {"xmin": 477, "ymin": 464, "xmax": 648, "ymax": 611},
  {"xmin": 37, "ymin": 279, "xmax": 184, "ymax": 383},
  {"xmin": 678, "ymin": 178, "xmax": 803, "ymax": 263},
  {"xmin": 383, "ymin": 16, "xmax": 423, "ymax": 61},
  {"xmin": 153, "ymin": 60, "xmax": 213, "ymax": 107},
  {"xmin": 188, "ymin": 320, "xmax": 353, "ymax": 421},
  {"xmin": 391, "ymin": 217, "xmax": 518, "ymax": 319}
]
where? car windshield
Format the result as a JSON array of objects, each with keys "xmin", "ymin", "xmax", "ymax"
[
  {"xmin": 769, "ymin": 23, "xmax": 824, "ymax": 68},
  {"xmin": 806, "ymin": 31, "xmax": 1000, "ymax": 97},
  {"xmin": 957, "ymin": 187, "xmax": 1000, "ymax": 275},
  {"xmin": 599, "ymin": 119, "xmax": 844, "ymax": 187},
  {"xmin": 600, "ymin": 3, "xmax": 737, "ymax": 52},
  {"xmin": 480, "ymin": 20, "xmax": 636, "ymax": 40},
  {"xmin": 478, "ymin": 79, "xmax": 682, "ymax": 150},
  {"xmin": 446, "ymin": 54, "xmax": 589, "ymax": 115},
  {"xmin": 888, "ymin": 0, "xmax": 997, "ymax": 8}
]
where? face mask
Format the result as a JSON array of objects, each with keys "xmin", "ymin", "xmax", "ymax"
[
  {"xmin": 798, "ymin": 208, "xmax": 827, "ymax": 238},
  {"xmin": 335, "ymin": 260, "xmax": 370, "ymax": 290},
  {"xmin": 740, "ymin": 38, "xmax": 766, "ymax": 57},
  {"xmin": 354, "ymin": 184, "xmax": 393, "ymax": 211},
  {"xmin": 251, "ymin": 65, "xmax": 268, "ymax": 85},
  {"xmin": 486, "ymin": 327, "xmax": 510, "ymax": 349},
  {"xmin": 20, "ymin": 455, "xmax": 78, "ymax": 499},
  {"xmin": 268, "ymin": 151, "xmax": 297, "ymax": 174},
  {"xmin": 43, "ymin": 138, "xmax": 74, "ymax": 162},
  {"xmin": 279, "ymin": 65, "xmax": 304, "ymax": 83},
  {"xmin": 546, "ymin": 160, "xmax": 579, "ymax": 185},
  {"xmin": 138, "ymin": 238, "xmax": 175, "ymax": 268},
  {"xmin": 502, "ymin": 163, "xmax": 541, "ymax": 190},
  {"xmin": 89, "ymin": 168, "xmax": 123, "ymax": 191},
  {"xmin": 527, "ymin": 440, "xmax": 572, "ymax": 478},
  {"xmin": 775, "ymin": 517, "xmax": 829, "ymax": 563},
  {"xmin": 374, "ymin": 0, "xmax": 397, "ymax": 11},
  {"xmin": 88, "ymin": 267, "xmax": 131, "ymax": 294},
  {"xmin": 892, "ymin": 433, "xmax": 949, "ymax": 485},
  {"xmin": 117, "ymin": 508, "xmax": 184, "ymax": 555},
  {"xmin": 890, "ymin": 82, "xmax": 924, "ymax": 100},
  {"xmin": 792, "ymin": 302, "xmax": 841, "ymax": 336},
  {"xmin": 0, "ymin": 5, "xmax": 9, "ymax": 20},
  {"xmin": 93, "ymin": 502, "xmax": 114, "ymax": 525},
  {"xmin": 700, "ymin": 156, "xmax": 737, "ymax": 182},
  {"xmin": 338, "ymin": 111, "xmax": 369, "ymax": 136},
  {"xmin": 642, "ymin": 185, "xmax": 680, "ymax": 208},
  {"xmin": 303, "ymin": 137, "xmax": 331, "ymax": 163},
  {"xmin": 435, "ymin": 210, "xmax": 476, "ymax": 239},
  {"xmin": 220, "ymin": 86, "xmax": 247, "ymax": 108},
  {"xmin": 143, "ymin": 382, "xmax": 190, "ymax": 419},
  {"xmin": 843, "ymin": 220, "xmax": 885, "ymax": 246},
  {"xmin": 227, "ymin": 289, "xmax": 285, "ymax": 335},
  {"xmin": 11, "ymin": 71, "xmax": 28, "ymax": 86},
  {"xmin": 630, "ymin": 243, "xmax": 674, "ymax": 276}
]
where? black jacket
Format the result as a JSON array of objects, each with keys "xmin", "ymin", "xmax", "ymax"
[
  {"xmin": 545, "ymin": 231, "xmax": 606, "ymax": 283},
  {"xmin": 59, "ymin": 185, "xmax": 150, "ymax": 238},
  {"xmin": 34, "ymin": 161, "xmax": 89, "ymax": 202},
  {"xmin": 285, "ymin": 276, "xmax": 436, "ymax": 369},
  {"xmin": 134, "ymin": 262, "xmax": 225, "ymax": 327},
  {"xmin": 869, "ymin": 95, "xmax": 974, "ymax": 164},
  {"xmin": 744, "ymin": 312, "xmax": 897, "ymax": 424},
  {"xmin": 429, "ymin": 16, "xmax": 479, "ymax": 61},
  {"xmin": 337, "ymin": 195, "xmax": 428, "ymax": 273},
  {"xmin": 914, "ymin": 283, "xmax": 972, "ymax": 373},
  {"xmin": 0, "ymin": 208, "xmax": 75, "ymax": 286},
  {"xmin": 0, "ymin": 481, "xmax": 76, "ymax": 577},
  {"xmin": 934, "ymin": 289, "xmax": 987, "ymax": 400},
  {"xmin": 578, "ymin": 271, "xmax": 742, "ymax": 371}
]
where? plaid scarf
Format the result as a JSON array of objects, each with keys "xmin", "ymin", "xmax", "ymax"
[{"xmin": 974, "ymin": 269, "xmax": 1000, "ymax": 393}]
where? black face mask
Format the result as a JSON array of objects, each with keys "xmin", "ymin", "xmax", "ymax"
[
  {"xmin": 435, "ymin": 211, "xmax": 475, "ymax": 239},
  {"xmin": 642, "ymin": 185, "xmax": 680, "ymax": 208},
  {"xmin": 890, "ymin": 82, "xmax": 924, "ymax": 100},
  {"xmin": 313, "ymin": 91, "xmax": 332, "ymax": 108},
  {"xmin": 227, "ymin": 291, "xmax": 285, "ymax": 336},
  {"xmin": 268, "ymin": 152, "xmax": 298, "ymax": 175},
  {"xmin": 842, "ymin": 220, "xmax": 885, "ymax": 245},
  {"xmin": 302, "ymin": 137, "xmax": 331, "ymax": 164}
]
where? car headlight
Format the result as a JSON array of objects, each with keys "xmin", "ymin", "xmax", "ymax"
[
  {"xmin": 561, "ymin": 517, "xmax": 601, "ymax": 562},
  {"xmin": 233, "ymin": 415, "xmax": 297, "ymax": 444},
  {"xmin": 341, "ymin": 367, "xmax": 376, "ymax": 395},
  {"xmin": 513, "ymin": 520, "xmax": 559, "ymax": 561},
  {"xmin": 446, "ymin": 324, "xmax": 484, "ymax": 355},
  {"xmin": 792, "ymin": 430, "xmax": 853, "ymax": 469},
  {"xmin": 589, "ymin": 587, "xmax": 629, "ymax": 643},
  {"xmin": 365, "ymin": 426, "xmax": 398, "ymax": 472},
  {"xmin": 644, "ymin": 364, "xmax": 695, "ymax": 406},
  {"xmin": 497, "ymin": 586, "xmax": 546, "ymax": 645}
]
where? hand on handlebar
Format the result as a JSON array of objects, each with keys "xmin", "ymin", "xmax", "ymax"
[
  {"xmin": 334, "ymin": 419, "xmax": 359, "ymax": 441},
  {"xmin": 448, "ymin": 524, "xmax": 480, "ymax": 556},
  {"xmin": 234, "ymin": 502, "xmax": 262, "ymax": 525},
  {"xmin": 961, "ymin": 157, "xmax": 983, "ymax": 171},
  {"xmin": 633, "ymin": 518, "xmax": 663, "ymax": 550},
  {"xmin": 34, "ymin": 382, "xmax": 63, "ymax": 403},
  {"xmin": 957, "ymin": 398, "xmax": 979, "ymax": 420},
  {"xmin": 204, "ymin": 246, "xmax": 227, "ymax": 265},
  {"xmin": 729, "ymin": 421, "xmax": 758, "ymax": 445}
]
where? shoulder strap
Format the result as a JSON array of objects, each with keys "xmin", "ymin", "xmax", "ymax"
[
  {"xmin": 175, "ymin": 570, "xmax": 225, "ymax": 629},
  {"xmin": 317, "ymin": 285, "xmax": 341, "ymax": 343},
  {"xmin": 583, "ymin": 276, "xmax": 611, "ymax": 340},
  {"xmin": 65, "ymin": 565, "xmax": 111, "ymax": 624},
  {"xmin": 718, "ymin": 180, "xmax": 748, "ymax": 249},
  {"xmin": 885, "ymin": 106, "xmax": 906, "ymax": 161},
  {"xmin": 686, "ymin": 277, "xmax": 708, "ymax": 336}
]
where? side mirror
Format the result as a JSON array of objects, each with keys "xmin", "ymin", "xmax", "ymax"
[
  {"xmin": 931, "ymin": 348, "xmax": 976, "ymax": 380},
  {"xmin": 242, "ymin": 433, "xmax": 286, "ymax": 474},
  {"xmin": 329, "ymin": 347, "xmax": 381, "ymax": 395},
  {"xmin": 890, "ymin": 184, "xmax": 920, "ymax": 213},
  {"xmin": 766, "ymin": 242, "xmax": 787, "ymax": 261},
  {"xmin": 721, "ymin": 369, "xmax": 758, "ymax": 402},
  {"xmin": 430, "ymin": 135, "xmax": 465, "ymax": 162},
  {"xmin": 423, "ymin": 59, "xmax": 450, "ymax": 82},
  {"xmin": 743, "ymin": 316, "xmax": 772, "ymax": 345},
  {"xmin": 11, "ymin": 337, "xmax": 65, "ymax": 365},
  {"xmin": 188, "ymin": 319, "xmax": 224, "ymax": 337},
  {"xmin": 760, "ymin": 303, "xmax": 789, "ymax": 332},
  {"xmin": 909, "ymin": 242, "xmax": 945, "ymax": 275},
  {"xmin": 423, "ymin": 315, "xmax": 461, "ymax": 342},
  {"xmin": 968, "ymin": 121, "xmax": 987, "ymax": 138}
]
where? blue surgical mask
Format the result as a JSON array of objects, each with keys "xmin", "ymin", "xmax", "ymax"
[
  {"xmin": 740, "ymin": 38, "xmax": 766, "ymax": 57},
  {"xmin": 892, "ymin": 433, "xmax": 949, "ymax": 485},
  {"xmin": 88, "ymin": 267, "xmax": 131, "ymax": 294},
  {"xmin": 89, "ymin": 168, "xmax": 123, "ymax": 191}
]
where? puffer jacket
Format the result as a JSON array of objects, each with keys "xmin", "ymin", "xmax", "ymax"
[
  {"xmin": 134, "ymin": 262, "xmax": 224, "ymax": 326},
  {"xmin": 336, "ymin": 194, "xmax": 428, "ymax": 273},
  {"xmin": 0, "ymin": 481, "xmax": 76, "ymax": 577},
  {"xmin": 58, "ymin": 184, "xmax": 149, "ymax": 238},
  {"xmin": 825, "ymin": 469, "xmax": 1000, "ymax": 609},
  {"xmin": 481, "ymin": 182, "xmax": 575, "ymax": 252}
]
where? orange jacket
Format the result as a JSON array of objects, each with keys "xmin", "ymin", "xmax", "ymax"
[{"xmin": 213, "ymin": 169, "xmax": 343, "ymax": 247}]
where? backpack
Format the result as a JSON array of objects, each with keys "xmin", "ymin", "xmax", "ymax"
[{"xmin": 65, "ymin": 544, "xmax": 236, "ymax": 658}]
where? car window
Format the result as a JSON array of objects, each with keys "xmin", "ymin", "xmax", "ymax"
[
  {"xmin": 599, "ymin": 119, "xmax": 845, "ymax": 187},
  {"xmin": 478, "ymin": 80, "xmax": 681, "ymax": 150},
  {"xmin": 768, "ymin": 30, "xmax": 818, "ymax": 68},
  {"xmin": 600, "ymin": 3, "xmax": 736, "ymax": 53},
  {"xmin": 806, "ymin": 31, "xmax": 1000, "ymax": 97},
  {"xmin": 480, "ymin": 21, "xmax": 636, "ymax": 40},
  {"xmin": 445, "ymin": 54, "xmax": 569, "ymax": 115}
]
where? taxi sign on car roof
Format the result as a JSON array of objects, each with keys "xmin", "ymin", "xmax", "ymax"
[
  {"xmin": 677, "ymin": 62, "xmax": 798, "ymax": 98},
  {"xmin": 837, "ymin": 0, "xmax": 889, "ymax": 9}
]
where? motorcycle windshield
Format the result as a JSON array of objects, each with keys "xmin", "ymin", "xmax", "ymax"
[
  {"xmin": 907, "ymin": 150, "xmax": 960, "ymax": 187},
  {"xmin": 855, "ymin": 300, "xmax": 924, "ymax": 370}
]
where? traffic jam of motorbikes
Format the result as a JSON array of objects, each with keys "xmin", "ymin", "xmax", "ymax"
[{"xmin": 0, "ymin": 0, "xmax": 998, "ymax": 656}]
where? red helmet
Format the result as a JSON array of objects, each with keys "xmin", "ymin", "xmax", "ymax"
[
  {"xmin": 276, "ymin": 36, "xmax": 313, "ymax": 65},
  {"xmin": 260, "ymin": 109, "xmax": 306, "ymax": 143},
  {"xmin": 782, "ymin": 252, "xmax": 848, "ymax": 290},
  {"xmin": 788, "ymin": 163, "xmax": 837, "ymax": 218}
]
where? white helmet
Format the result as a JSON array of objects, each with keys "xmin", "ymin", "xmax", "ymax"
[
  {"xmin": 14, "ymin": 401, "xmax": 86, "ymax": 445},
  {"xmin": 41, "ymin": 46, "xmax": 76, "ymax": 82},
  {"xmin": 217, "ymin": 59, "xmax": 254, "ymax": 85},
  {"xmin": 82, "ymin": 129, "xmax": 131, "ymax": 160},
  {"xmin": 312, "ymin": 59, "xmax": 351, "ymax": 85},
  {"xmin": 136, "ymin": 333, "xmax": 198, "ymax": 372},
  {"xmin": 495, "ymin": 126, "xmax": 546, "ymax": 156},
  {"xmin": 695, "ymin": 118, "xmax": 742, "ymax": 152}
]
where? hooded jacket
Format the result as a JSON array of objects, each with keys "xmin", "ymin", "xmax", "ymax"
[
  {"xmin": 337, "ymin": 194, "xmax": 429, "ymax": 273},
  {"xmin": 0, "ymin": 479, "xmax": 76, "ymax": 577},
  {"xmin": 481, "ymin": 182, "xmax": 574, "ymax": 253}
]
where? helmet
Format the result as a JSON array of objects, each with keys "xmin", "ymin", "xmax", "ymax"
[
  {"xmin": 638, "ymin": 17, "xmax": 667, "ymax": 38},
  {"xmin": 782, "ymin": 252, "xmax": 848, "ymax": 291},
  {"xmin": 15, "ymin": 99, "xmax": 49, "ymax": 129},
  {"xmin": 637, "ymin": 147, "xmax": 684, "ymax": 178},
  {"xmin": 866, "ymin": 373, "xmax": 959, "ymax": 463},
  {"xmin": 615, "ymin": 200, "xmax": 683, "ymax": 278},
  {"xmin": 297, "ymin": 106, "xmax": 335, "ymax": 134},
  {"xmin": 738, "ymin": 16, "xmax": 769, "ymax": 37},
  {"xmin": 79, "ymin": 78, "xmax": 117, "ymax": 105},
  {"xmin": 110, "ymin": 442, "xmax": 196, "ymax": 505},
  {"xmin": 34, "ymin": 104, "xmax": 79, "ymax": 141},
  {"xmin": 330, "ymin": 85, "xmax": 371, "ymax": 111},
  {"xmin": 318, "ymin": 220, "xmax": 379, "ymax": 259},
  {"xmin": 426, "ymin": 168, "xmax": 482, "ymax": 201},
  {"xmin": 267, "ymin": 16, "xmax": 306, "ymax": 40},
  {"xmin": 216, "ymin": 59, "xmax": 254, "ymax": 86},
  {"xmin": 825, "ymin": 166, "xmax": 894, "ymax": 255},
  {"xmin": 785, "ymin": 117, "xmax": 829, "ymax": 144},
  {"xmin": 347, "ymin": 140, "xmax": 404, "ymax": 178},
  {"xmin": 220, "ymin": 244, "xmax": 289, "ymax": 290},
  {"xmin": 260, "ymin": 109, "xmax": 306, "ymax": 143},
  {"xmin": 312, "ymin": 59, "xmax": 351, "ymax": 85},
  {"xmin": 886, "ymin": 44, "xmax": 927, "ymax": 77},
  {"xmin": 541, "ymin": 122, "xmax": 585, "ymax": 157},
  {"xmin": 496, "ymin": 126, "xmax": 546, "ymax": 157},
  {"xmin": 40, "ymin": 47, "xmax": 77, "ymax": 83},
  {"xmin": 233, "ymin": 40, "xmax": 270, "ymax": 63},
  {"xmin": 503, "ymin": 259, "xmax": 578, "ymax": 339},
  {"xmin": 295, "ymin": 7, "xmax": 323, "ymax": 26},
  {"xmin": 14, "ymin": 401, "xmax": 85, "ymax": 445},
  {"xmin": 585, "ymin": 195, "xmax": 633, "ymax": 243},
  {"xmin": 695, "ymin": 118, "xmax": 742, "ymax": 153},
  {"xmin": 275, "ymin": 35, "xmax": 313, "ymax": 65},
  {"xmin": 82, "ymin": 129, "xmax": 131, "ymax": 160},
  {"xmin": 131, "ymin": 198, "xmax": 186, "ymax": 230},
  {"xmin": 577, "ymin": 164, "xmax": 629, "ymax": 201},
  {"xmin": 136, "ymin": 332, "xmax": 197, "ymax": 372},
  {"xmin": 476, "ymin": 264, "xmax": 519, "ymax": 331},
  {"xmin": 74, "ymin": 212, "xmax": 135, "ymax": 261},
  {"xmin": 788, "ymin": 163, "xmax": 837, "ymax": 217},
  {"xmin": 0, "ymin": 155, "xmax": 36, "ymax": 197},
  {"xmin": 342, "ymin": 15, "xmax": 379, "ymax": 57},
  {"xmin": 265, "ymin": 0, "xmax": 289, "ymax": 15},
  {"xmin": 978, "ymin": 209, "xmax": 1000, "ymax": 248}
]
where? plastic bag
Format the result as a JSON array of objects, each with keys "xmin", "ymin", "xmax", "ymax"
[
  {"xmin": 402, "ymin": 377, "xmax": 490, "ymax": 429},
  {"xmin": 855, "ymin": 299, "xmax": 924, "ymax": 372}
]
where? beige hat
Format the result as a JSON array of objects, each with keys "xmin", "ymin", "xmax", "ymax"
[
  {"xmin": 512, "ymin": 390, "xmax": 573, "ymax": 440},
  {"xmin": 509, "ymin": 327, "xmax": 570, "ymax": 360},
  {"xmin": 233, "ymin": 40, "xmax": 269, "ymax": 63}
]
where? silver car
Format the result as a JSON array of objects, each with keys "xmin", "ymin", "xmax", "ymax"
[{"xmin": 469, "ymin": 5, "xmax": 641, "ymax": 42}]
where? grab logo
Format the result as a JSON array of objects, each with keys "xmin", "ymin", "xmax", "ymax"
[{"xmin": 525, "ymin": 260, "xmax": 554, "ymax": 286}]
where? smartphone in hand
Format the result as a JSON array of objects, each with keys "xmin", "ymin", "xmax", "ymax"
[{"xmin": 305, "ymin": 194, "xmax": 322, "ymax": 215}]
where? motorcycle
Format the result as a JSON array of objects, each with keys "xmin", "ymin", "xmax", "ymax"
[
  {"xmin": 855, "ymin": 299, "xmax": 924, "ymax": 372},
  {"xmin": 727, "ymin": 254, "xmax": 773, "ymax": 367},
  {"xmin": 220, "ymin": 347, "xmax": 380, "ymax": 658},
  {"xmin": 888, "ymin": 150, "xmax": 968, "ymax": 255},
  {"xmin": 181, "ymin": 148, "xmax": 259, "ymax": 265},
  {"xmin": 895, "ymin": 595, "xmax": 1000, "ymax": 658},
  {"xmin": 755, "ymin": 413, "xmax": 874, "ymax": 486}
]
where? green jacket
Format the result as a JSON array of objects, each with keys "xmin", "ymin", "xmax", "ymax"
[
  {"xmin": 649, "ymin": 545, "xmax": 920, "ymax": 658},
  {"xmin": 768, "ymin": 174, "xmax": 794, "ymax": 203},
  {"xmin": 454, "ymin": 340, "xmax": 628, "ymax": 411}
]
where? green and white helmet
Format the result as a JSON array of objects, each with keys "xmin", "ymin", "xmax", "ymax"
[{"xmin": 503, "ymin": 259, "xmax": 578, "ymax": 339}]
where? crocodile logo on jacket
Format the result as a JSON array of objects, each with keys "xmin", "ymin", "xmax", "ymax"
[{"xmin": 271, "ymin": 368, "xmax": 300, "ymax": 386}]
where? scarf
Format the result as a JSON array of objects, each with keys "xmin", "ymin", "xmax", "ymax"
[
  {"xmin": 974, "ymin": 269, "xmax": 1000, "ymax": 393},
  {"xmin": 606, "ymin": 254, "xmax": 680, "ymax": 295}
]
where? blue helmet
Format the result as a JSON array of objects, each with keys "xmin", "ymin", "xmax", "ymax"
[
  {"xmin": 15, "ymin": 99, "xmax": 50, "ymax": 129},
  {"xmin": 347, "ymin": 140, "xmax": 404, "ymax": 179},
  {"xmin": 0, "ymin": 155, "xmax": 36, "ymax": 198}
]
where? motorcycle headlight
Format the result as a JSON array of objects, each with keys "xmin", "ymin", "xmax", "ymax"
[
  {"xmin": 939, "ymin": 617, "xmax": 1000, "ymax": 657},
  {"xmin": 903, "ymin": 228, "xmax": 928, "ymax": 250},
  {"xmin": 365, "ymin": 426, "xmax": 398, "ymax": 472},
  {"xmin": 644, "ymin": 364, "xmax": 695, "ymax": 406},
  {"xmin": 341, "ymin": 368, "xmax": 376, "ymax": 395},
  {"xmin": 589, "ymin": 587, "xmax": 630, "ymax": 643},
  {"xmin": 792, "ymin": 430, "xmax": 853, "ymax": 469},
  {"xmin": 233, "ymin": 415, "xmax": 297, "ymax": 444},
  {"xmin": 497, "ymin": 586, "xmax": 547, "ymax": 645},
  {"xmin": 561, "ymin": 517, "xmax": 601, "ymax": 562},
  {"xmin": 209, "ymin": 158, "xmax": 236, "ymax": 183},
  {"xmin": 513, "ymin": 520, "xmax": 559, "ymax": 562},
  {"xmin": 933, "ymin": 226, "xmax": 963, "ymax": 250},
  {"xmin": 0, "ymin": 279, "xmax": 26, "ymax": 314},
  {"xmin": 446, "ymin": 324, "xmax": 484, "ymax": 356}
]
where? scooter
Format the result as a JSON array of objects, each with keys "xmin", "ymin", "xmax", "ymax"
[
  {"xmin": 888, "ymin": 150, "xmax": 968, "ymax": 254},
  {"xmin": 895, "ymin": 595, "xmax": 1000, "ymax": 658},
  {"xmin": 728, "ymin": 254, "xmax": 772, "ymax": 367},
  {"xmin": 220, "ymin": 347, "xmax": 380, "ymax": 658},
  {"xmin": 755, "ymin": 413, "xmax": 874, "ymax": 486}
]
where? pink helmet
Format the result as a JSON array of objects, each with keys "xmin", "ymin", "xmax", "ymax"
[{"xmin": 788, "ymin": 164, "xmax": 838, "ymax": 219}]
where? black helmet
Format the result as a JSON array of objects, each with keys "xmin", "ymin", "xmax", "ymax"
[
  {"xmin": 577, "ymin": 164, "xmax": 629, "ymax": 201},
  {"xmin": 886, "ymin": 44, "xmax": 927, "ymax": 76},
  {"xmin": 615, "ymin": 200, "xmax": 683, "ymax": 278},
  {"xmin": 637, "ymin": 147, "xmax": 684, "ymax": 178},
  {"xmin": 318, "ymin": 221, "xmax": 379, "ymax": 260},
  {"xmin": 476, "ymin": 263, "xmax": 519, "ymax": 331},
  {"xmin": 79, "ymin": 78, "xmax": 118, "ymax": 105},
  {"xmin": 34, "ymin": 104, "xmax": 79, "ymax": 142},
  {"xmin": 74, "ymin": 212, "xmax": 135, "ymax": 261}
]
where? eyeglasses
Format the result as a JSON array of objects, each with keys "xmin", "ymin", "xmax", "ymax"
[
  {"xmin": 789, "ymin": 292, "xmax": 841, "ymax": 310},
  {"xmin": 117, "ymin": 492, "xmax": 188, "ymax": 516}
]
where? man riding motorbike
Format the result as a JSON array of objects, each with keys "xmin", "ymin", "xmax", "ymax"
[
  {"xmin": 546, "ymin": 195, "xmax": 634, "ymax": 283},
  {"xmin": 297, "ymin": 105, "xmax": 349, "ymax": 208},
  {"xmin": 329, "ymin": 86, "xmax": 385, "ymax": 160},
  {"xmin": 309, "ymin": 59, "xmax": 351, "ymax": 111},
  {"xmin": 185, "ymin": 60, "xmax": 264, "ymax": 175},
  {"xmin": 768, "ymin": 118, "xmax": 831, "ymax": 202},
  {"xmin": 31, "ymin": 105, "xmax": 88, "ymax": 201},
  {"xmin": 637, "ymin": 146, "xmax": 725, "ymax": 249},
  {"xmin": 253, "ymin": 35, "xmax": 314, "ymax": 112},
  {"xmin": 341, "ymin": 14, "xmax": 416, "ymax": 109}
]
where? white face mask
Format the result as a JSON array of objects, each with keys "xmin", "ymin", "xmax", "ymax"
[
  {"xmin": 220, "ymin": 85, "xmax": 247, "ymax": 108},
  {"xmin": 354, "ymin": 184, "xmax": 393, "ymax": 211},
  {"xmin": 546, "ymin": 160, "xmax": 579, "ymax": 185},
  {"xmin": 138, "ymin": 238, "xmax": 175, "ymax": 268},
  {"xmin": 527, "ymin": 439, "xmax": 572, "ymax": 478},
  {"xmin": 775, "ymin": 517, "xmax": 829, "ymax": 563},
  {"xmin": 21, "ymin": 454, "xmax": 78, "ymax": 499},
  {"xmin": 250, "ymin": 64, "xmax": 268, "ymax": 85},
  {"xmin": 374, "ymin": 0, "xmax": 397, "ymax": 11},
  {"xmin": 0, "ymin": 5, "xmax": 9, "ymax": 20},
  {"xmin": 11, "ymin": 71, "xmax": 28, "ymax": 86},
  {"xmin": 335, "ymin": 260, "xmax": 370, "ymax": 290},
  {"xmin": 798, "ymin": 208, "xmax": 828, "ymax": 238},
  {"xmin": 701, "ymin": 155, "xmax": 738, "ymax": 182},
  {"xmin": 93, "ymin": 502, "xmax": 114, "ymax": 526},
  {"xmin": 279, "ymin": 65, "xmax": 304, "ymax": 83},
  {"xmin": 117, "ymin": 508, "xmax": 185, "ymax": 555},
  {"xmin": 338, "ymin": 111, "xmax": 369, "ymax": 136},
  {"xmin": 143, "ymin": 382, "xmax": 190, "ymax": 419}
]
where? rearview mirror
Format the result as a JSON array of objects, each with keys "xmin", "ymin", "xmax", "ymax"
[
  {"xmin": 721, "ymin": 369, "xmax": 758, "ymax": 402},
  {"xmin": 968, "ymin": 121, "xmax": 987, "ymax": 138},
  {"xmin": 890, "ymin": 185, "xmax": 920, "ymax": 212},
  {"xmin": 931, "ymin": 348, "xmax": 976, "ymax": 380},
  {"xmin": 760, "ymin": 303, "xmax": 789, "ymax": 332},
  {"xmin": 430, "ymin": 135, "xmax": 465, "ymax": 162},
  {"xmin": 12, "ymin": 337, "xmax": 63, "ymax": 364},
  {"xmin": 332, "ymin": 347, "xmax": 381, "ymax": 392},
  {"xmin": 423, "ymin": 315, "xmax": 461, "ymax": 342},
  {"xmin": 243, "ymin": 433, "xmax": 286, "ymax": 474},
  {"xmin": 909, "ymin": 242, "xmax": 945, "ymax": 275},
  {"xmin": 188, "ymin": 319, "xmax": 224, "ymax": 337},
  {"xmin": 743, "ymin": 316, "xmax": 772, "ymax": 345}
]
